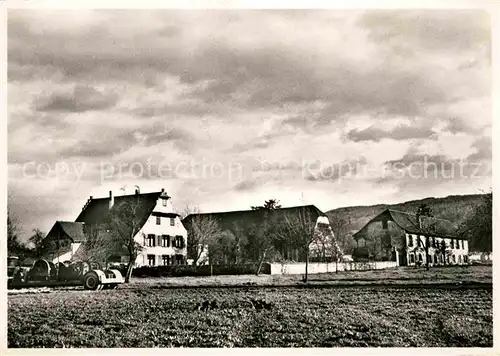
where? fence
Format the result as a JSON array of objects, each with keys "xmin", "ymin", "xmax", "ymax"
[{"xmin": 270, "ymin": 261, "xmax": 398, "ymax": 275}]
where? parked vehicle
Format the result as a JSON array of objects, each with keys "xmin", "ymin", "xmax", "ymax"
[{"xmin": 7, "ymin": 257, "xmax": 124, "ymax": 291}]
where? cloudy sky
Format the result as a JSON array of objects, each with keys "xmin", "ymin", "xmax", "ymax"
[{"xmin": 8, "ymin": 9, "xmax": 491, "ymax": 241}]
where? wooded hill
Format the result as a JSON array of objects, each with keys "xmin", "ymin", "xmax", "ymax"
[{"xmin": 326, "ymin": 194, "xmax": 488, "ymax": 253}]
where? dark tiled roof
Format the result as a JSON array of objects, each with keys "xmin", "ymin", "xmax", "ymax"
[
  {"xmin": 182, "ymin": 205, "xmax": 325, "ymax": 234},
  {"xmin": 46, "ymin": 221, "xmax": 86, "ymax": 243},
  {"xmin": 59, "ymin": 221, "xmax": 86, "ymax": 242},
  {"xmin": 75, "ymin": 192, "xmax": 161, "ymax": 226},
  {"xmin": 353, "ymin": 209, "xmax": 459, "ymax": 239}
]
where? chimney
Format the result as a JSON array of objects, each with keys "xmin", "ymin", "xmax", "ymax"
[
  {"xmin": 161, "ymin": 188, "xmax": 165, "ymax": 193},
  {"xmin": 109, "ymin": 190, "xmax": 114, "ymax": 209},
  {"xmin": 89, "ymin": 196, "xmax": 93, "ymax": 200}
]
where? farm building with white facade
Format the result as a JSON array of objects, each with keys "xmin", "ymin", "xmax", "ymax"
[
  {"xmin": 353, "ymin": 209, "xmax": 468, "ymax": 266},
  {"xmin": 44, "ymin": 188, "xmax": 188, "ymax": 267}
]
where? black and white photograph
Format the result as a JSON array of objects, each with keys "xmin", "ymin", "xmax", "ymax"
[{"xmin": 4, "ymin": 2, "xmax": 495, "ymax": 349}]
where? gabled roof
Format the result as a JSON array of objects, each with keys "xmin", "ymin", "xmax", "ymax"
[
  {"xmin": 353, "ymin": 209, "xmax": 460, "ymax": 239},
  {"xmin": 75, "ymin": 191, "xmax": 161, "ymax": 225},
  {"xmin": 46, "ymin": 221, "xmax": 86, "ymax": 243},
  {"xmin": 182, "ymin": 205, "xmax": 326, "ymax": 234}
]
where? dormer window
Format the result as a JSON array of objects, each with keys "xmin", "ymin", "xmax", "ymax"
[{"xmin": 162, "ymin": 199, "xmax": 167, "ymax": 207}]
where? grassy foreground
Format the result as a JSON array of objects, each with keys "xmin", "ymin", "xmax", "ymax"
[
  {"xmin": 128, "ymin": 265, "xmax": 492, "ymax": 288},
  {"xmin": 8, "ymin": 275, "xmax": 492, "ymax": 347}
]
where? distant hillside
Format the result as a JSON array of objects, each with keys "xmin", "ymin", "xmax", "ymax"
[{"xmin": 326, "ymin": 194, "xmax": 487, "ymax": 252}]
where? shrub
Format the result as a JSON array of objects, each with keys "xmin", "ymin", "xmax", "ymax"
[{"xmin": 131, "ymin": 263, "xmax": 271, "ymax": 278}]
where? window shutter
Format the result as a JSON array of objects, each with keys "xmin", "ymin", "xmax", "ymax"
[
  {"xmin": 143, "ymin": 235, "xmax": 147, "ymax": 246},
  {"xmin": 157, "ymin": 235, "xmax": 161, "ymax": 247},
  {"xmin": 157, "ymin": 255, "xmax": 162, "ymax": 266}
]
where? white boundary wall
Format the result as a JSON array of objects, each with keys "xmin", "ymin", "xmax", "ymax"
[{"xmin": 270, "ymin": 261, "xmax": 398, "ymax": 275}]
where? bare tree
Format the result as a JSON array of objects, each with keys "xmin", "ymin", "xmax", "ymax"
[
  {"xmin": 28, "ymin": 228, "xmax": 47, "ymax": 258},
  {"xmin": 250, "ymin": 221, "xmax": 278, "ymax": 275},
  {"xmin": 7, "ymin": 211, "xmax": 31, "ymax": 260},
  {"xmin": 208, "ymin": 229, "xmax": 239, "ymax": 265},
  {"xmin": 72, "ymin": 224, "xmax": 117, "ymax": 269},
  {"xmin": 105, "ymin": 197, "xmax": 146, "ymax": 283},
  {"xmin": 416, "ymin": 204, "xmax": 436, "ymax": 271},
  {"xmin": 311, "ymin": 221, "xmax": 343, "ymax": 273},
  {"xmin": 184, "ymin": 213, "xmax": 223, "ymax": 266},
  {"xmin": 179, "ymin": 204, "xmax": 201, "ymax": 219},
  {"xmin": 280, "ymin": 208, "xmax": 318, "ymax": 282}
]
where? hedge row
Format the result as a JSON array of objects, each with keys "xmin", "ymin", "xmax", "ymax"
[{"xmin": 130, "ymin": 263, "xmax": 271, "ymax": 277}]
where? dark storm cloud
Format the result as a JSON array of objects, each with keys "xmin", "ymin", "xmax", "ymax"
[
  {"xmin": 35, "ymin": 85, "xmax": 118, "ymax": 113},
  {"xmin": 233, "ymin": 179, "xmax": 260, "ymax": 191},
  {"xmin": 189, "ymin": 49, "xmax": 448, "ymax": 120},
  {"xmin": 359, "ymin": 10, "xmax": 490, "ymax": 55},
  {"xmin": 144, "ymin": 128, "xmax": 195, "ymax": 153},
  {"xmin": 467, "ymin": 136, "xmax": 492, "ymax": 161},
  {"xmin": 347, "ymin": 124, "xmax": 436, "ymax": 142},
  {"xmin": 8, "ymin": 9, "xmax": 460, "ymax": 126},
  {"xmin": 385, "ymin": 152, "xmax": 452, "ymax": 170}
]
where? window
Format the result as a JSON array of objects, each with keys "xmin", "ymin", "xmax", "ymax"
[
  {"xmin": 147, "ymin": 234, "xmax": 156, "ymax": 247},
  {"xmin": 432, "ymin": 237, "xmax": 436, "ymax": 248},
  {"xmin": 408, "ymin": 235, "xmax": 413, "ymax": 247},
  {"xmin": 156, "ymin": 216, "xmax": 161, "ymax": 225},
  {"xmin": 450, "ymin": 239, "xmax": 454, "ymax": 249},
  {"xmin": 162, "ymin": 199, "xmax": 167, "ymax": 207},
  {"xmin": 162, "ymin": 255, "xmax": 170, "ymax": 266},
  {"xmin": 464, "ymin": 255, "xmax": 468, "ymax": 263},
  {"xmin": 173, "ymin": 235, "xmax": 184, "ymax": 249},
  {"xmin": 458, "ymin": 255, "xmax": 463, "ymax": 264},
  {"xmin": 147, "ymin": 255, "xmax": 155, "ymax": 266},
  {"xmin": 461, "ymin": 240, "xmax": 464, "ymax": 249},
  {"xmin": 162, "ymin": 235, "xmax": 170, "ymax": 247},
  {"xmin": 170, "ymin": 217, "xmax": 175, "ymax": 226},
  {"xmin": 409, "ymin": 254, "xmax": 415, "ymax": 264},
  {"xmin": 417, "ymin": 236, "xmax": 421, "ymax": 248},
  {"xmin": 452, "ymin": 255, "xmax": 456, "ymax": 264}
]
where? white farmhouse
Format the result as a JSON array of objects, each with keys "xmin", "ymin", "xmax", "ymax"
[
  {"xmin": 45, "ymin": 188, "xmax": 188, "ymax": 267},
  {"xmin": 353, "ymin": 209, "xmax": 468, "ymax": 266}
]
